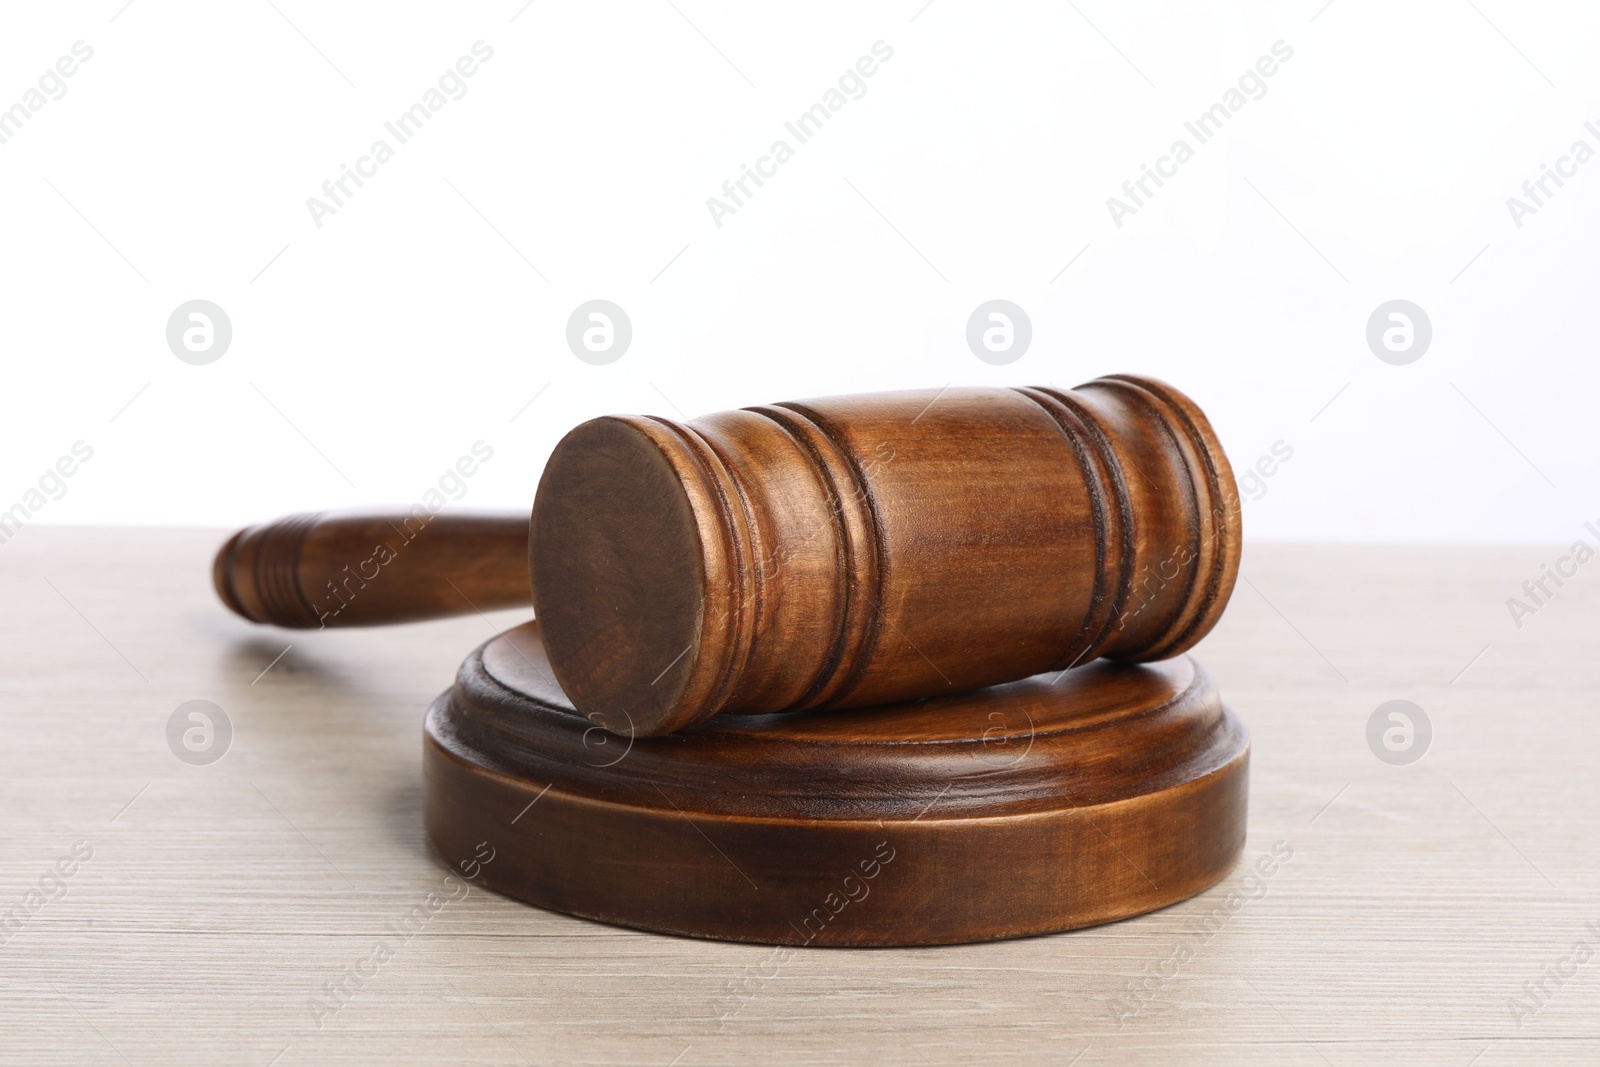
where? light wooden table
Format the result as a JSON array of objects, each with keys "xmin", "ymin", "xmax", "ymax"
[{"xmin": 2, "ymin": 527, "xmax": 1596, "ymax": 1065}]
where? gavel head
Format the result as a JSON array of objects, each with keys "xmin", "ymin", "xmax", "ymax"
[{"xmin": 531, "ymin": 375, "xmax": 1240, "ymax": 738}]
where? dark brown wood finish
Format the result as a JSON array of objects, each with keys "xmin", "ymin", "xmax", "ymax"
[
  {"xmin": 425, "ymin": 621, "xmax": 1249, "ymax": 946},
  {"xmin": 214, "ymin": 508, "xmax": 529, "ymax": 628},
  {"xmin": 214, "ymin": 376, "xmax": 1241, "ymax": 737},
  {"xmin": 532, "ymin": 375, "xmax": 1241, "ymax": 736}
]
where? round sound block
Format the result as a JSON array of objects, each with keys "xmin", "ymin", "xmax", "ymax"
[{"xmin": 424, "ymin": 621, "xmax": 1248, "ymax": 947}]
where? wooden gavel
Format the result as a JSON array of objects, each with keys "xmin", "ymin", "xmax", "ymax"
[{"xmin": 216, "ymin": 375, "xmax": 1240, "ymax": 736}]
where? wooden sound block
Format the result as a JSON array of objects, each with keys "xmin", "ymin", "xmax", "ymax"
[{"xmin": 424, "ymin": 621, "xmax": 1249, "ymax": 947}]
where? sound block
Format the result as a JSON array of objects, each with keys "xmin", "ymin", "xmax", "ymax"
[{"xmin": 424, "ymin": 621, "xmax": 1248, "ymax": 947}]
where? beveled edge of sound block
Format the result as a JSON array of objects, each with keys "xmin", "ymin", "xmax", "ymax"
[{"xmin": 424, "ymin": 621, "xmax": 1249, "ymax": 947}]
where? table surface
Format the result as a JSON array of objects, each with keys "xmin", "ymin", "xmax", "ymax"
[{"xmin": 2, "ymin": 527, "xmax": 1596, "ymax": 1066}]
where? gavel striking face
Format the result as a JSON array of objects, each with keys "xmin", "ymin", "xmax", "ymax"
[{"xmin": 215, "ymin": 374, "xmax": 1240, "ymax": 737}]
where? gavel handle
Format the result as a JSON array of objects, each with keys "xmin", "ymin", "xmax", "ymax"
[{"xmin": 214, "ymin": 508, "xmax": 530, "ymax": 628}]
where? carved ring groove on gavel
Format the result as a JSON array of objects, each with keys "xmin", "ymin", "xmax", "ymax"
[{"xmin": 215, "ymin": 374, "xmax": 1240, "ymax": 737}]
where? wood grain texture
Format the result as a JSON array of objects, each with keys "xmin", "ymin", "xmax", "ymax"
[
  {"xmin": 426, "ymin": 622, "xmax": 1247, "ymax": 945},
  {"xmin": 214, "ymin": 508, "xmax": 530, "ymax": 628},
  {"xmin": 531, "ymin": 375, "xmax": 1241, "ymax": 736},
  {"xmin": 3, "ymin": 527, "xmax": 1597, "ymax": 1065}
]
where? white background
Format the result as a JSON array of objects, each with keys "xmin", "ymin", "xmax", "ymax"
[{"xmin": 1, "ymin": 1, "xmax": 1595, "ymax": 542}]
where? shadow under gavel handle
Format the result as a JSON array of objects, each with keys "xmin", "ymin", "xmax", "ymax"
[{"xmin": 214, "ymin": 508, "xmax": 530, "ymax": 628}]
